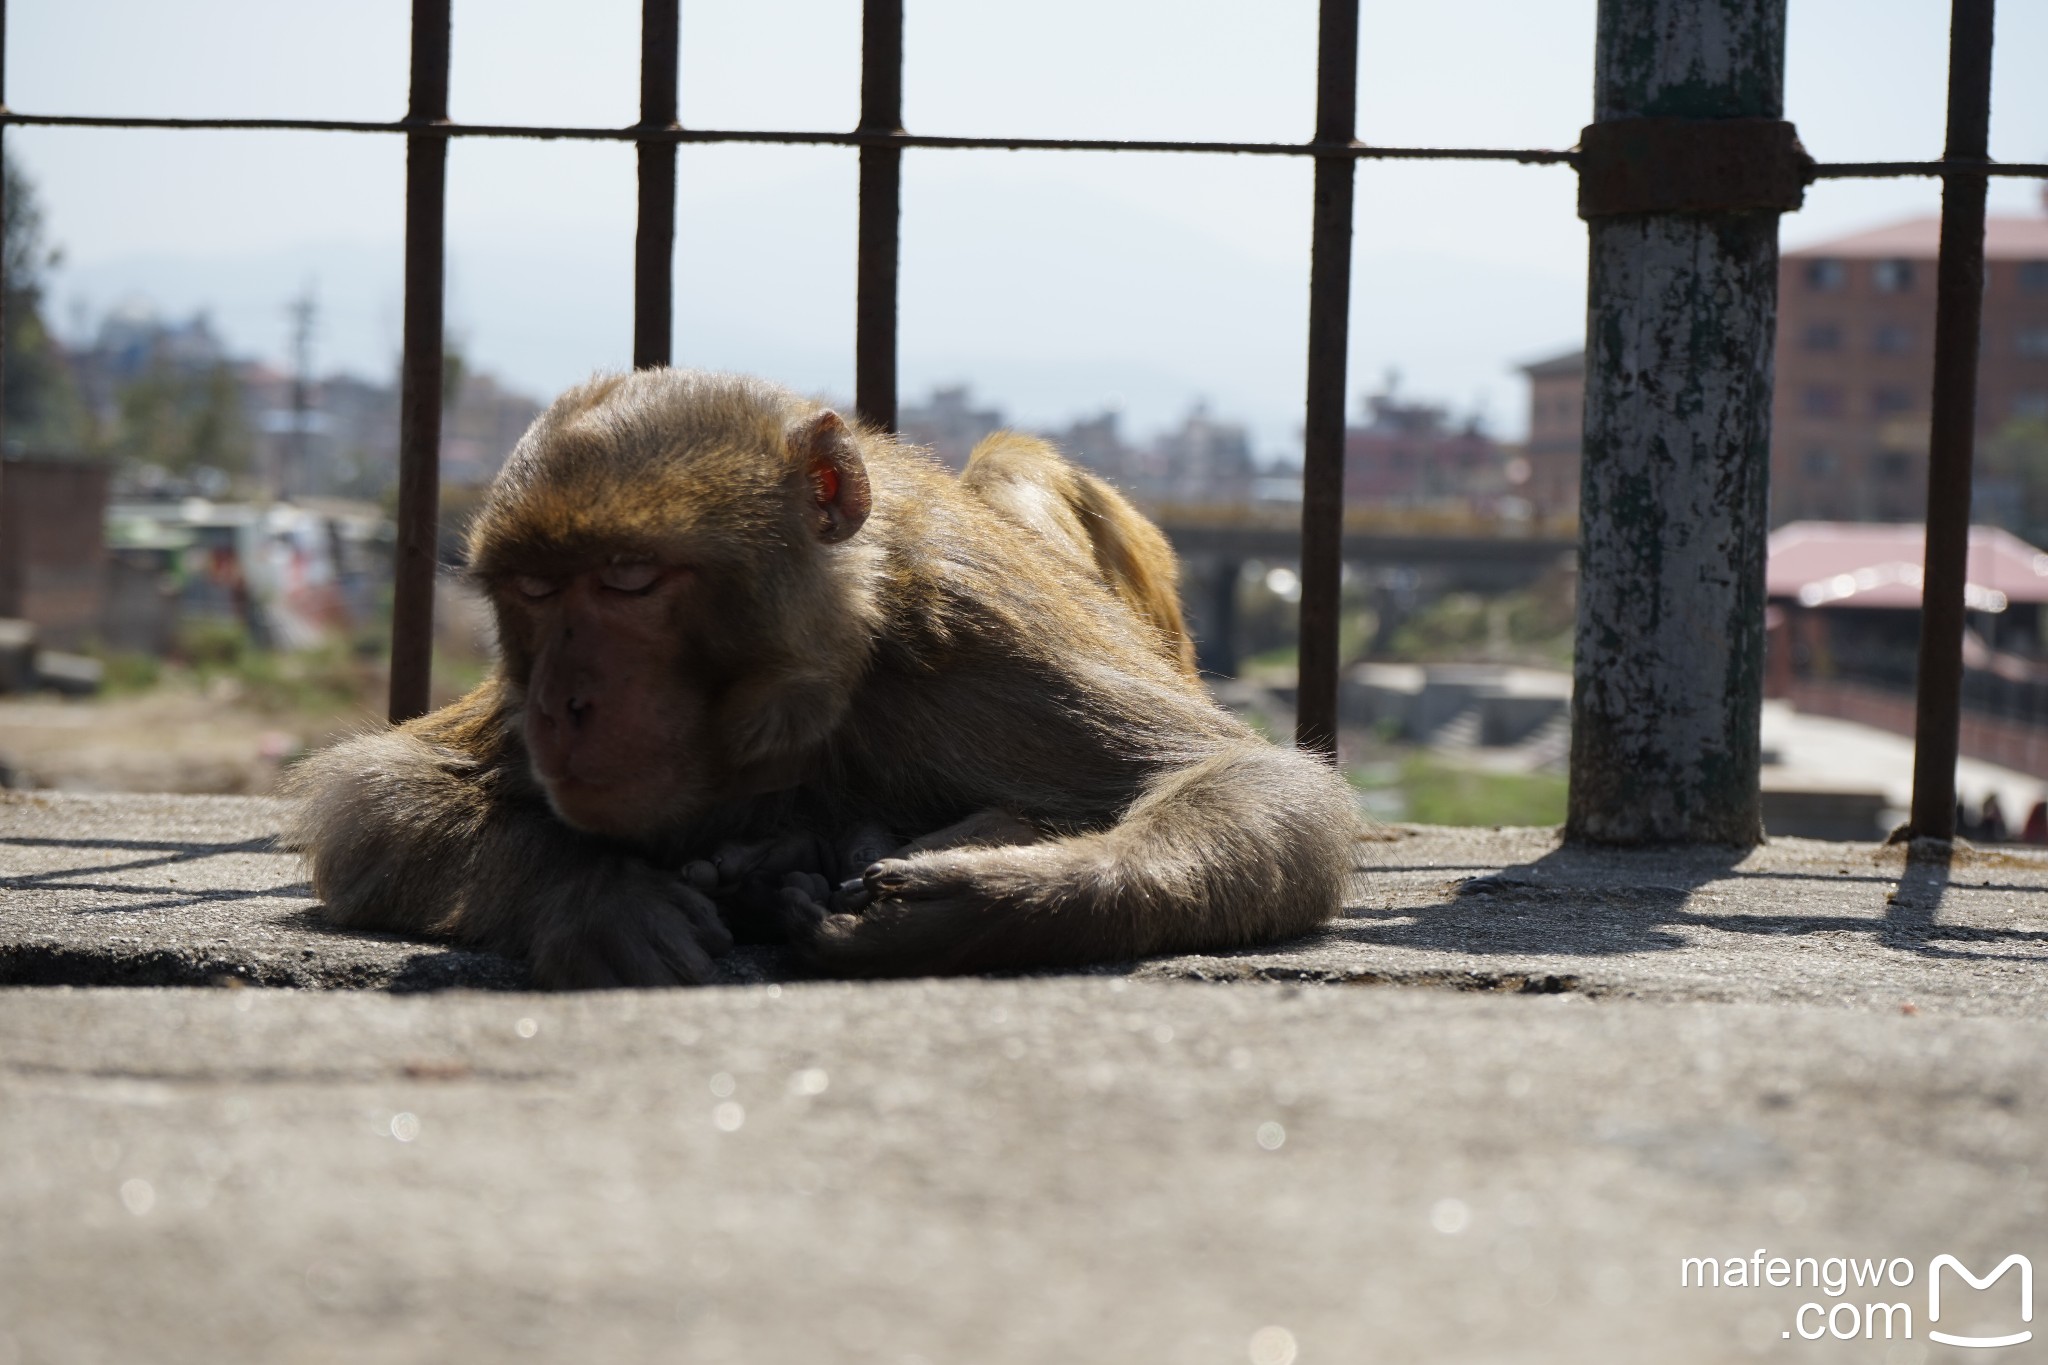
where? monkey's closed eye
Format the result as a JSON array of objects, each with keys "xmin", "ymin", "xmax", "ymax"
[
  {"xmin": 599, "ymin": 563, "xmax": 661, "ymax": 593},
  {"xmin": 512, "ymin": 575, "xmax": 560, "ymax": 600}
]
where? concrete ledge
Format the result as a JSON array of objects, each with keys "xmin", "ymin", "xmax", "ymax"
[{"xmin": 4, "ymin": 791, "xmax": 2045, "ymax": 1014}]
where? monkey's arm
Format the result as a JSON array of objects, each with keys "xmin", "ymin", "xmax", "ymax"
[
  {"xmin": 802, "ymin": 734, "xmax": 1359, "ymax": 977},
  {"xmin": 282, "ymin": 688, "xmax": 732, "ymax": 987}
]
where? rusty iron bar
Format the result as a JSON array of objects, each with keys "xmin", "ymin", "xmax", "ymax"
[
  {"xmin": 0, "ymin": 110, "xmax": 1574, "ymax": 163},
  {"xmin": 16, "ymin": 103, "xmax": 2043, "ymax": 178},
  {"xmin": 854, "ymin": 0, "xmax": 904, "ymax": 431},
  {"xmin": 1293, "ymin": 0, "xmax": 1361, "ymax": 761},
  {"xmin": 0, "ymin": 0, "xmax": 9, "ymax": 471},
  {"xmin": 388, "ymin": 0, "xmax": 451, "ymax": 725},
  {"xmin": 1812, "ymin": 158, "xmax": 2044, "ymax": 179},
  {"xmin": 632, "ymin": 0, "xmax": 680, "ymax": 370},
  {"xmin": 1907, "ymin": 0, "xmax": 1997, "ymax": 842}
]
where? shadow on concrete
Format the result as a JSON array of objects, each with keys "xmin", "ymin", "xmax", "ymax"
[
  {"xmin": 0, "ymin": 834, "xmax": 303, "ymax": 915},
  {"xmin": 1338, "ymin": 838, "xmax": 2045, "ymax": 964}
]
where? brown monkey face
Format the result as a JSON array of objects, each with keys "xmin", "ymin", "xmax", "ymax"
[
  {"xmin": 504, "ymin": 561, "xmax": 710, "ymax": 840},
  {"xmin": 469, "ymin": 378, "xmax": 881, "ymax": 841}
]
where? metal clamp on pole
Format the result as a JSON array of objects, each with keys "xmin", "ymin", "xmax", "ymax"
[{"xmin": 1577, "ymin": 117, "xmax": 1811, "ymax": 219}]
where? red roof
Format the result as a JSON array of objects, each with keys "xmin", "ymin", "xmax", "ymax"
[
  {"xmin": 1784, "ymin": 214, "xmax": 2048, "ymax": 261},
  {"xmin": 1768, "ymin": 521, "xmax": 2048, "ymax": 611}
]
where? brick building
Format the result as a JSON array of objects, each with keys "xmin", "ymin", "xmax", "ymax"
[
  {"xmin": 1518, "ymin": 348, "xmax": 1585, "ymax": 520},
  {"xmin": 1342, "ymin": 387, "xmax": 1500, "ymax": 508},
  {"xmin": 1773, "ymin": 209, "xmax": 2048, "ymax": 524},
  {"xmin": 0, "ymin": 456, "xmax": 110, "ymax": 649}
]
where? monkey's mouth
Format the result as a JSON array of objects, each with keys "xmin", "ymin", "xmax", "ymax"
[{"xmin": 539, "ymin": 773, "xmax": 664, "ymax": 840}]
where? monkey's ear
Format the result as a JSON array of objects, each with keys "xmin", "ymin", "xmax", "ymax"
[{"xmin": 790, "ymin": 410, "xmax": 871, "ymax": 543}]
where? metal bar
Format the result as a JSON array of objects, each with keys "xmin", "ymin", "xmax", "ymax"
[
  {"xmin": 1907, "ymin": 0, "xmax": 1996, "ymax": 842},
  {"xmin": 388, "ymin": 0, "xmax": 451, "ymax": 725},
  {"xmin": 1813, "ymin": 159, "xmax": 2045, "ymax": 179},
  {"xmin": 1566, "ymin": 0, "xmax": 1787, "ymax": 845},
  {"xmin": 11, "ymin": 105, "xmax": 2044, "ymax": 182},
  {"xmin": 0, "ymin": 111, "xmax": 1576, "ymax": 163},
  {"xmin": 1294, "ymin": 0, "xmax": 1361, "ymax": 760},
  {"xmin": 0, "ymin": 0, "xmax": 9, "ymax": 480},
  {"xmin": 632, "ymin": 0, "xmax": 680, "ymax": 369},
  {"xmin": 855, "ymin": 0, "xmax": 902, "ymax": 430}
]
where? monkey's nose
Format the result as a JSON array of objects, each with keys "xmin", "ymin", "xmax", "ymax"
[{"xmin": 564, "ymin": 694, "xmax": 593, "ymax": 728}]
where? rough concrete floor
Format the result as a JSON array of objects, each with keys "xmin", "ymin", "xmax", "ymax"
[{"xmin": 3, "ymin": 791, "xmax": 2045, "ymax": 1363}]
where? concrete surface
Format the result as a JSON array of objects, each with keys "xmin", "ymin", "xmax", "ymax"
[{"xmin": 3, "ymin": 791, "xmax": 2047, "ymax": 1363}]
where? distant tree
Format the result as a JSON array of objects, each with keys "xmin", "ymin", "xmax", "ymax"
[
  {"xmin": 110, "ymin": 356, "xmax": 253, "ymax": 476},
  {"xmin": 3, "ymin": 157, "xmax": 89, "ymax": 451}
]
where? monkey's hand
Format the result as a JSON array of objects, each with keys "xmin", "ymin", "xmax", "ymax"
[
  {"xmin": 527, "ymin": 855, "xmax": 736, "ymax": 989},
  {"xmin": 791, "ymin": 842, "xmax": 1081, "ymax": 976},
  {"xmin": 686, "ymin": 825, "xmax": 898, "ymax": 943}
]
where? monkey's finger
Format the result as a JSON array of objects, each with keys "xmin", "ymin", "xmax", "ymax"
[
  {"xmin": 763, "ymin": 835, "xmax": 816, "ymax": 878},
  {"xmin": 832, "ymin": 877, "xmax": 872, "ymax": 914},
  {"xmin": 684, "ymin": 859, "xmax": 719, "ymax": 893},
  {"xmin": 837, "ymin": 824, "xmax": 898, "ymax": 877},
  {"xmin": 638, "ymin": 911, "xmax": 720, "ymax": 986},
  {"xmin": 532, "ymin": 941, "xmax": 627, "ymax": 991},
  {"xmin": 862, "ymin": 858, "xmax": 915, "ymax": 900},
  {"xmin": 675, "ymin": 885, "xmax": 735, "ymax": 958},
  {"xmin": 778, "ymin": 885, "xmax": 828, "ymax": 938},
  {"xmin": 714, "ymin": 841, "xmax": 772, "ymax": 883}
]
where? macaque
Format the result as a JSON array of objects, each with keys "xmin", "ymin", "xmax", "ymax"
[{"xmin": 285, "ymin": 370, "xmax": 1358, "ymax": 987}]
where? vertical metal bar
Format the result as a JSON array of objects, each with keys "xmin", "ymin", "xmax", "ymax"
[
  {"xmin": 0, "ymin": 0, "xmax": 10, "ymax": 503},
  {"xmin": 633, "ymin": 0, "xmax": 680, "ymax": 370},
  {"xmin": 855, "ymin": 0, "xmax": 903, "ymax": 430},
  {"xmin": 388, "ymin": 0, "xmax": 451, "ymax": 724},
  {"xmin": 1293, "ymin": 0, "xmax": 1360, "ymax": 759},
  {"xmin": 1566, "ymin": 0, "xmax": 1786, "ymax": 844},
  {"xmin": 1907, "ymin": 0, "xmax": 1996, "ymax": 840}
]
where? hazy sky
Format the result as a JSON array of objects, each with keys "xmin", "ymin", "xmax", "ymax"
[{"xmin": 13, "ymin": 0, "xmax": 2048, "ymax": 455}]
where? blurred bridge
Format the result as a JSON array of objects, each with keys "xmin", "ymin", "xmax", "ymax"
[{"xmin": 1145, "ymin": 505, "xmax": 1577, "ymax": 675}]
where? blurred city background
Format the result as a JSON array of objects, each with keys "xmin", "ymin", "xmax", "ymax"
[{"xmin": 2, "ymin": 0, "xmax": 2046, "ymax": 840}]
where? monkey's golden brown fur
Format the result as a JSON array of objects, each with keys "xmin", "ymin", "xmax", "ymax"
[{"xmin": 285, "ymin": 369, "xmax": 1357, "ymax": 987}]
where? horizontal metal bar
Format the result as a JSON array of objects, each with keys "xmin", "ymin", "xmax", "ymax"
[
  {"xmin": 9, "ymin": 110, "xmax": 2043, "ymax": 181},
  {"xmin": 0, "ymin": 110, "xmax": 1570, "ymax": 162},
  {"xmin": 1812, "ymin": 158, "xmax": 2047, "ymax": 179}
]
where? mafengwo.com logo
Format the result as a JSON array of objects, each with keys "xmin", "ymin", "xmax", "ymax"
[{"xmin": 1679, "ymin": 1250, "xmax": 2032, "ymax": 1347}]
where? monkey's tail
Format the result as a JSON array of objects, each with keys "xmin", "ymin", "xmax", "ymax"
[{"xmin": 807, "ymin": 743, "xmax": 1360, "ymax": 976}]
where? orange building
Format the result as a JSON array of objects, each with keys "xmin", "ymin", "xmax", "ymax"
[
  {"xmin": 1773, "ymin": 209, "xmax": 2048, "ymax": 525},
  {"xmin": 1518, "ymin": 349, "xmax": 1585, "ymax": 521}
]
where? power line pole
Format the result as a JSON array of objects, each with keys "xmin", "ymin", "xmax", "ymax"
[{"xmin": 284, "ymin": 286, "xmax": 317, "ymax": 502}]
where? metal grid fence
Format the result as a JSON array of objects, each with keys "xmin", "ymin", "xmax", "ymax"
[{"xmin": 3, "ymin": 0, "xmax": 2045, "ymax": 841}]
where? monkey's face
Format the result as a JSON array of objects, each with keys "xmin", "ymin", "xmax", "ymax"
[
  {"xmin": 500, "ymin": 560, "xmax": 715, "ymax": 838},
  {"xmin": 471, "ymin": 373, "xmax": 880, "ymax": 843}
]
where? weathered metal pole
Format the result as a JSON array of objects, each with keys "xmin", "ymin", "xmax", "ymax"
[
  {"xmin": 1293, "ymin": 0, "xmax": 1360, "ymax": 759},
  {"xmin": 1906, "ymin": 0, "xmax": 1996, "ymax": 840},
  {"xmin": 0, "ymin": 0, "xmax": 10, "ymax": 494},
  {"xmin": 1567, "ymin": 0, "xmax": 1802, "ymax": 844},
  {"xmin": 388, "ymin": 0, "xmax": 451, "ymax": 724},
  {"xmin": 855, "ymin": 0, "xmax": 903, "ymax": 431},
  {"xmin": 632, "ymin": 0, "xmax": 680, "ymax": 370}
]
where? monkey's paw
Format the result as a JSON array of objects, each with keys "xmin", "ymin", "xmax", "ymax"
[
  {"xmin": 528, "ymin": 860, "xmax": 736, "ymax": 989},
  {"xmin": 798, "ymin": 847, "xmax": 1058, "ymax": 976}
]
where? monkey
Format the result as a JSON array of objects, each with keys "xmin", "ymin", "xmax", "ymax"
[{"xmin": 283, "ymin": 369, "xmax": 1359, "ymax": 987}]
